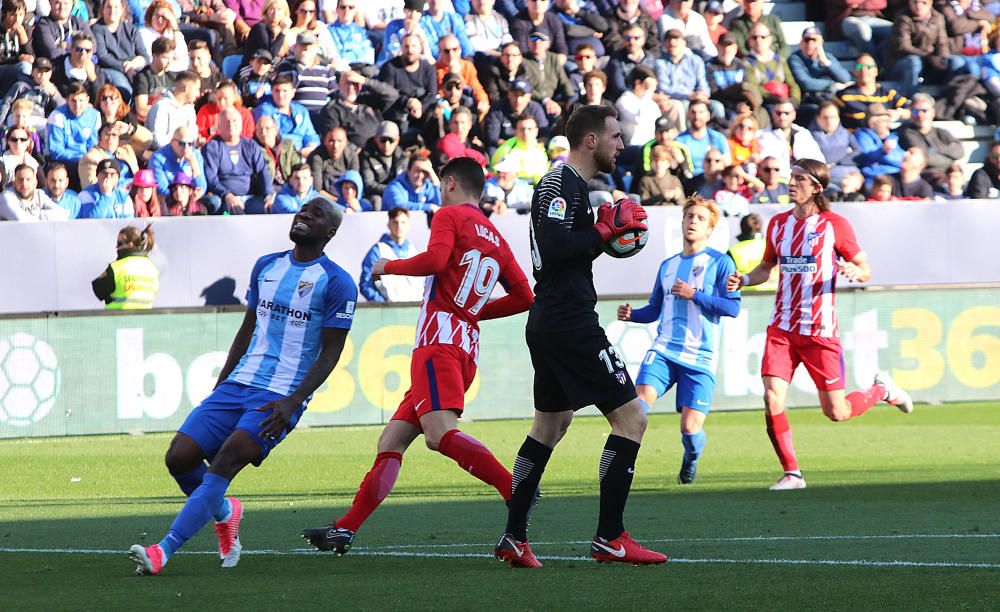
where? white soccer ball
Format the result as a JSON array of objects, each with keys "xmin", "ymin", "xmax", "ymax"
[{"xmin": 0, "ymin": 333, "xmax": 61, "ymax": 427}]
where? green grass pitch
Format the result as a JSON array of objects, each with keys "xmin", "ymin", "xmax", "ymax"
[{"xmin": 2, "ymin": 402, "xmax": 999, "ymax": 610}]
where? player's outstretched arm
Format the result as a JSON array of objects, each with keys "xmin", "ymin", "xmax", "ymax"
[
  {"xmin": 258, "ymin": 327, "xmax": 350, "ymax": 438},
  {"xmin": 627, "ymin": 265, "xmax": 666, "ymax": 324},
  {"xmin": 727, "ymin": 259, "xmax": 777, "ymax": 292},
  {"xmin": 381, "ymin": 210, "xmax": 457, "ymax": 277},
  {"xmin": 215, "ymin": 307, "xmax": 258, "ymax": 388}
]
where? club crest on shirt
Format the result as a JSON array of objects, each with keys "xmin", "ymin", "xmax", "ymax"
[
  {"xmin": 692, "ymin": 265, "xmax": 704, "ymax": 277},
  {"xmin": 807, "ymin": 232, "xmax": 821, "ymax": 248},
  {"xmin": 297, "ymin": 280, "xmax": 314, "ymax": 298},
  {"xmin": 548, "ymin": 197, "xmax": 568, "ymax": 220}
]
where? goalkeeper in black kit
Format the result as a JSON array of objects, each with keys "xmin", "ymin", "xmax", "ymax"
[{"xmin": 494, "ymin": 105, "xmax": 668, "ymax": 568}]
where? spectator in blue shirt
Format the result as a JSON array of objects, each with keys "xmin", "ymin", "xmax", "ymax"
[
  {"xmin": 273, "ymin": 162, "xmax": 320, "ymax": 214},
  {"xmin": 422, "ymin": 0, "xmax": 475, "ymax": 60},
  {"xmin": 382, "ymin": 148, "xmax": 441, "ymax": 211},
  {"xmin": 45, "ymin": 163, "xmax": 83, "ymax": 218},
  {"xmin": 676, "ymin": 100, "xmax": 729, "ymax": 176},
  {"xmin": 656, "ymin": 29, "xmax": 723, "ymax": 122},
  {"xmin": 252, "ymin": 74, "xmax": 321, "ymax": 156},
  {"xmin": 47, "ymin": 83, "xmax": 101, "ymax": 189},
  {"xmin": 150, "ymin": 124, "xmax": 208, "ymax": 200},
  {"xmin": 79, "ymin": 158, "xmax": 135, "ymax": 218},
  {"xmin": 202, "ymin": 107, "xmax": 274, "ymax": 214},
  {"xmin": 327, "ymin": 0, "xmax": 376, "ymax": 65}
]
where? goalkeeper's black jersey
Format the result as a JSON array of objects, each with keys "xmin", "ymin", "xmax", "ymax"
[{"xmin": 526, "ymin": 163, "xmax": 603, "ymax": 332}]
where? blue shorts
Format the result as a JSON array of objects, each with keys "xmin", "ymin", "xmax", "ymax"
[
  {"xmin": 178, "ymin": 380, "xmax": 306, "ymax": 466},
  {"xmin": 635, "ymin": 351, "xmax": 716, "ymax": 414}
]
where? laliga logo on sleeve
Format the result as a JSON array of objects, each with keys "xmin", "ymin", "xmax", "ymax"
[{"xmin": 0, "ymin": 333, "xmax": 61, "ymax": 427}]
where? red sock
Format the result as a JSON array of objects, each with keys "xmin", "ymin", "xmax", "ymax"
[
  {"xmin": 846, "ymin": 384, "xmax": 885, "ymax": 418},
  {"xmin": 765, "ymin": 412, "xmax": 799, "ymax": 473},
  {"xmin": 336, "ymin": 451, "xmax": 402, "ymax": 532},
  {"xmin": 438, "ymin": 429, "xmax": 512, "ymax": 502}
]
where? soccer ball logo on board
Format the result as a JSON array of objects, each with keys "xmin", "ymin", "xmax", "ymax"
[{"xmin": 0, "ymin": 333, "xmax": 61, "ymax": 427}]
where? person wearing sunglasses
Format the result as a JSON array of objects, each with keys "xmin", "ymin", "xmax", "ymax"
[
  {"xmin": 1, "ymin": 126, "xmax": 39, "ymax": 189},
  {"xmin": 745, "ymin": 23, "xmax": 800, "ymax": 107},
  {"xmin": 605, "ymin": 22, "xmax": 656, "ymax": 101},
  {"xmin": 605, "ymin": 0, "xmax": 657, "ymax": 56},
  {"xmin": 897, "ymin": 92, "xmax": 964, "ymax": 190},
  {"xmin": 787, "ymin": 26, "xmax": 852, "ymax": 126},
  {"xmin": 52, "ymin": 31, "xmax": 103, "ymax": 100},
  {"xmin": 728, "ymin": 0, "xmax": 788, "ymax": 58},
  {"xmin": 834, "ymin": 52, "xmax": 910, "ymax": 129},
  {"xmin": 359, "ymin": 120, "xmax": 406, "ymax": 211},
  {"xmin": 327, "ymin": 0, "xmax": 376, "ymax": 66},
  {"xmin": 150, "ymin": 123, "xmax": 208, "ymax": 204},
  {"xmin": 757, "ymin": 100, "xmax": 825, "ymax": 179}
]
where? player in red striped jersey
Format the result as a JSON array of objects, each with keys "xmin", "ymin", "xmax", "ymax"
[
  {"xmin": 302, "ymin": 157, "xmax": 534, "ymax": 553},
  {"xmin": 726, "ymin": 159, "xmax": 913, "ymax": 491}
]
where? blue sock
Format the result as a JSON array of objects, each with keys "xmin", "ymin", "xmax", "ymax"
[
  {"xmin": 681, "ymin": 430, "xmax": 706, "ymax": 465},
  {"xmin": 172, "ymin": 463, "xmax": 231, "ymax": 521},
  {"xmin": 172, "ymin": 463, "xmax": 207, "ymax": 496},
  {"xmin": 159, "ymin": 473, "xmax": 230, "ymax": 560},
  {"xmin": 214, "ymin": 497, "xmax": 232, "ymax": 523},
  {"xmin": 639, "ymin": 399, "xmax": 651, "ymax": 415}
]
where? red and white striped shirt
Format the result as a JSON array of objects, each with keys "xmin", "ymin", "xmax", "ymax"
[
  {"xmin": 762, "ymin": 209, "xmax": 862, "ymax": 338},
  {"xmin": 384, "ymin": 204, "xmax": 531, "ymax": 363}
]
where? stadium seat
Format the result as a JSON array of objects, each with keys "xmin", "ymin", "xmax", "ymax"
[{"xmin": 222, "ymin": 55, "xmax": 242, "ymax": 79}]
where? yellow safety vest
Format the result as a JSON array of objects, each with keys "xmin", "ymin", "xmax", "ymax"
[
  {"xmin": 729, "ymin": 237, "xmax": 778, "ymax": 292},
  {"xmin": 107, "ymin": 255, "xmax": 160, "ymax": 309}
]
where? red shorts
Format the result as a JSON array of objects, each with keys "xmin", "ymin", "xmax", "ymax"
[
  {"xmin": 391, "ymin": 344, "xmax": 477, "ymax": 427},
  {"xmin": 761, "ymin": 325, "xmax": 846, "ymax": 392}
]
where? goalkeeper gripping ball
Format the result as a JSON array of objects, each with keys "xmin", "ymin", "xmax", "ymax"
[{"xmin": 600, "ymin": 200, "xmax": 648, "ymax": 258}]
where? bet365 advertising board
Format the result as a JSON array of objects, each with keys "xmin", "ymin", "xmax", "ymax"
[{"xmin": 0, "ymin": 288, "xmax": 997, "ymax": 438}]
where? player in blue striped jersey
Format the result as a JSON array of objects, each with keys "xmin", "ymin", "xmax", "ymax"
[
  {"xmin": 617, "ymin": 195, "xmax": 740, "ymax": 485},
  {"xmin": 129, "ymin": 197, "xmax": 357, "ymax": 576}
]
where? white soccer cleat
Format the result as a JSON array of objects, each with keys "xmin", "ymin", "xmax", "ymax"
[
  {"xmin": 875, "ymin": 371, "xmax": 913, "ymax": 414},
  {"xmin": 769, "ymin": 473, "xmax": 807, "ymax": 491}
]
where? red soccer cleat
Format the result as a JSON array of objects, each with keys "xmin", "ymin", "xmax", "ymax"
[
  {"xmin": 590, "ymin": 532, "xmax": 668, "ymax": 565},
  {"xmin": 214, "ymin": 497, "xmax": 243, "ymax": 568},
  {"xmin": 494, "ymin": 532, "xmax": 543, "ymax": 568},
  {"xmin": 129, "ymin": 543, "xmax": 165, "ymax": 575}
]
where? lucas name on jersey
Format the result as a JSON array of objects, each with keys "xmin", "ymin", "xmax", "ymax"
[{"xmin": 475, "ymin": 223, "xmax": 501, "ymax": 247}]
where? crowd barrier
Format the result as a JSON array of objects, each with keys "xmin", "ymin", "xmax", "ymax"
[
  {"xmin": 2, "ymin": 200, "xmax": 1000, "ymax": 314},
  {"xmin": 1, "ymin": 287, "xmax": 997, "ymax": 438}
]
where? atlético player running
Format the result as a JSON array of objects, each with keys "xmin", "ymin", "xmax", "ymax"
[
  {"xmin": 617, "ymin": 195, "xmax": 740, "ymax": 485},
  {"xmin": 726, "ymin": 159, "xmax": 913, "ymax": 491},
  {"xmin": 129, "ymin": 198, "xmax": 357, "ymax": 575},
  {"xmin": 302, "ymin": 157, "xmax": 534, "ymax": 555},
  {"xmin": 495, "ymin": 105, "xmax": 667, "ymax": 568}
]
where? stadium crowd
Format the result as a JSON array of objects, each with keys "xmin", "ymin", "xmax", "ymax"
[{"xmin": 3, "ymin": 0, "xmax": 1000, "ymax": 225}]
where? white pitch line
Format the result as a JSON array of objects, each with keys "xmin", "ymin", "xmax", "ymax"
[
  {"xmin": 362, "ymin": 533, "xmax": 1000, "ymax": 550},
  {"xmin": 1, "ymin": 547, "xmax": 999, "ymax": 570}
]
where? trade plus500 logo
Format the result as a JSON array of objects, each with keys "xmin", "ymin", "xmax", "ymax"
[{"xmin": 0, "ymin": 333, "xmax": 61, "ymax": 427}]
